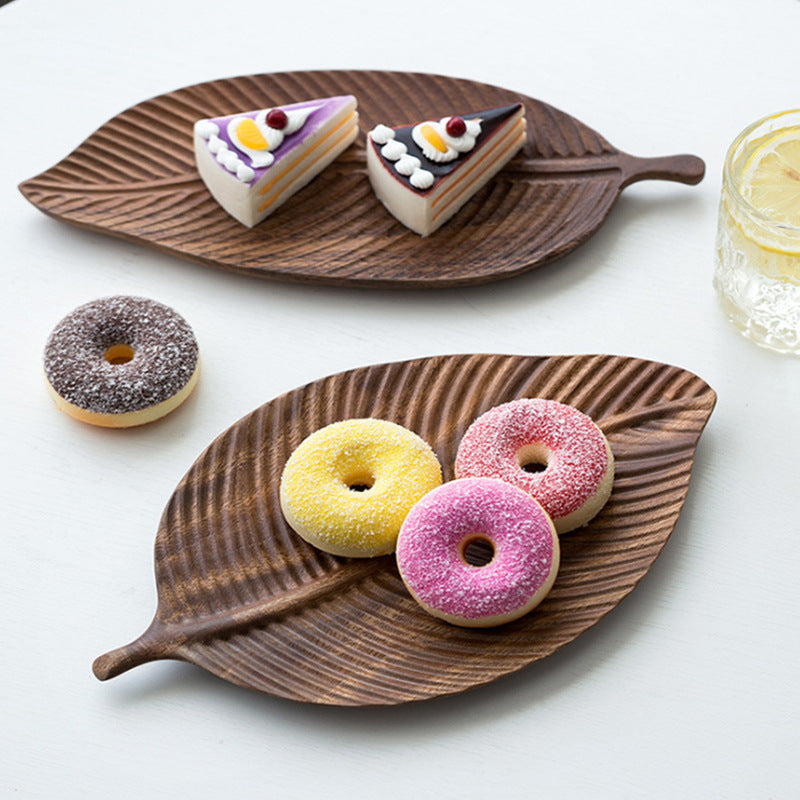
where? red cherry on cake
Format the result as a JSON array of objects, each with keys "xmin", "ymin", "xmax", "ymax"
[
  {"xmin": 266, "ymin": 109, "xmax": 289, "ymax": 130},
  {"xmin": 445, "ymin": 116, "xmax": 467, "ymax": 138}
]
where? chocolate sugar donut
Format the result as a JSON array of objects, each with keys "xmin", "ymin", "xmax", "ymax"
[{"xmin": 43, "ymin": 296, "xmax": 200, "ymax": 428}]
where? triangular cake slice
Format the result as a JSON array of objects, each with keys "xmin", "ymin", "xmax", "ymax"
[
  {"xmin": 366, "ymin": 104, "xmax": 526, "ymax": 236},
  {"xmin": 194, "ymin": 95, "xmax": 358, "ymax": 227}
]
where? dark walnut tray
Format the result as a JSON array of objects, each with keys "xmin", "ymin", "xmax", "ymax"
[
  {"xmin": 20, "ymin": 71, "xmax": 704, "ymax": 288},
  {"xmin": 93, "ymin": 353, "xmax": 715, "ymax": 705}
]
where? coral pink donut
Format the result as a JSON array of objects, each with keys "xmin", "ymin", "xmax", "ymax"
[
  {"xmin": 455, "ymin": 399, "xmax": 614, "ymax": 534},
  {"xmin": 396, "ymin": 478, "xmax": 560, "ymax": 627}
]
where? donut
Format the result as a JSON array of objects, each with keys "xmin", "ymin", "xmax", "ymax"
[
  {"xmin": 43, "ymin": 296, "xmax": 200, "ymax": 428},
  {"xmin": 396, "ymin": 478, "xmax": 560, "ymax": 627},
  {"xmin": 455, "ymin": 399, "xmax": 614, "ymax": 534},
  {"xmin": 279, "ymin": 418, "xmax": 443, "ymax": 557}
]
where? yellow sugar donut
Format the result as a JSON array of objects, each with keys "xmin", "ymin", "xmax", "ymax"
[{"xmin": 279, "ymin": 418, "xmax": 443, "ymax": 557}]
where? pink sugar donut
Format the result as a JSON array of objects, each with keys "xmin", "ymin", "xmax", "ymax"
[
  {"xmin": 396, "ymin": 478, "xmax": 560, "ymax": 627},
  {"xmin": 455, "ymin": 399, "xmax": 614, "ymax": 534}
]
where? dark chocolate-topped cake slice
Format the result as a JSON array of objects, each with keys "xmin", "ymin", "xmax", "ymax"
[{"xmin": 366, "ymin": 104, "xmax": 526, "ymax": 235}]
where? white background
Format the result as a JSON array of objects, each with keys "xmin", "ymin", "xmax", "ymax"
[{"xmin": 2, "ymin": 0, "xmax": 799, "ymax": 797}]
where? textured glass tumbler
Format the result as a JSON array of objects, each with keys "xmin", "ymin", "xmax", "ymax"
[{"xmin": 713, "ymin": 110, "xmax": 800, "ymax": 354}]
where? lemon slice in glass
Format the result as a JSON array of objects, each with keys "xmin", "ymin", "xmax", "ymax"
[
  {"xmin": 740, "ymin": 127, "xmax": 800, "ymax": 228},
  {"xmin": 732, "ymin": 124, "xmax": 800, "ymax": 270}
]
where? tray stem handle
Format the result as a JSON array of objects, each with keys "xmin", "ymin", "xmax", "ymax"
[
  {"xmin": 620, "ymin": 153, "xmax": 705, "ymax": 188},
  {"xmin": 93, "ymin": 622, "xmax": 173, "ymax": 681}
]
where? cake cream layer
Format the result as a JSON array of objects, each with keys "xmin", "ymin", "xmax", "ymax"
[
  {"xmin": 256, "ymin": 112, "xmax": 358, "ymax": 215},
  {"xmin": 194, "ymin": 95, "xmax": 358, "ymax": 227},
  {"xmin": 367, "ymin": 105, "xmax": 525, "ymax": 236},
  {"xmin": 431, "ymin": 118, "xmax": 526, "ymax": 226}
]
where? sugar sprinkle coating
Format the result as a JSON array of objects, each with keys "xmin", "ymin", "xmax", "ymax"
[
  {"xmin": 280, "ymin": 418, "xmax": 443, "ymax": 557},
  {"xmin": 396, "ymin": 478, "xmax": 559, "ymax": 626},
  {"xmin": 44, "ymin": 296, "xmax": 199, "ymax": 415},
  {"xmin": 455, "ymin": 399, "xmax": 614, "ymax": 533}
]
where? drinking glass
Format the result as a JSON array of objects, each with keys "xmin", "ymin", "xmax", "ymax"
[{"xmin": 713, "ymin": 110, "xmax": 800, "ymax": 354}]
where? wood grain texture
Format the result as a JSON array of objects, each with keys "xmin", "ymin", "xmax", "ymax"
[
  {"xmin": 93, "ymin": 354, "xmax": 716, "ymax": 705},
  {"xmin": 20, "ymin": 71, "xmax": 705, "ymax": 288}
]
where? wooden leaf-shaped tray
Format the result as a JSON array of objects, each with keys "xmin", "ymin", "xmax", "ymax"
[
  {"xmin": 94, "ymin": 354, "xmax": 715, "ymax": 705},
  {"xmin": 20, "ymin": 71, "xmax": 704, "ymax": 288}
]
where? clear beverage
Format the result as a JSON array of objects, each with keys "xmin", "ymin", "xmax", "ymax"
[{"xmin": 713, "ymin": 110, "xmax": 800, "ymax": 354}]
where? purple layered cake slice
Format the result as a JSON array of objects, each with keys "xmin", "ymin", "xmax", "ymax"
[
  {"xmin": 194, "ymin": 95, "xmax": 358, "ymax": 227},
  {"xmin": 366, "ymin": 103, "xmax": 526, "ymax": 236}
]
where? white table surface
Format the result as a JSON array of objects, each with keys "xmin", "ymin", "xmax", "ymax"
[{"xmin": 2, "ymin": 0, "xmax": 798, "ymax": 797}]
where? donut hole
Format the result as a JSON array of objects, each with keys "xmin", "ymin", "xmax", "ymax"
[
  {"xmin": 344, "ymin": 471, "xmax": 375, "ymax": 493},
  {"xmin": 516, "ymin": 443, "xmax": 550, "ymax": 474},
  {"xmin": 460, "ymin": 535, "xmax": 495, "ymax": 567},
  {"xmin": 104, "ymin": 343, "xmax": 135, "ymax": 365},
  {"xmin": 522, "ymin": 461, "xmax": 547, "ymax": 474}
]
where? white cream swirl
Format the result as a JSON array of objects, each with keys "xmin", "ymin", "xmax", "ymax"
[
  {"xmin": 409, "ymin": 168, "xmax": 434, "ymax": 189},
  {"xmin": 226, "ymin": 104, "xmax": 322, "ymax": 168},
  {"xmin": 195, "ymin": 118, "xmax": 257, "ymax": 183},
  {"xmin": 411, "ymin": 117, "xmax": 482, "ymax": 163},
  {"xmin": 395, "ymin": 154, "xmax": 421, "ymax": 176},
  {"xmin": 381, "ymin": 139, "xmax": 407, "ymax": 161},
  {"xmin": 369, "ymin": 124, "xmax": 395, "ymax": 145}
]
